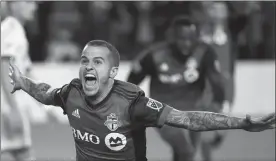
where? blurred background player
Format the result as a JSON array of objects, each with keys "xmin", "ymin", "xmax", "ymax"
[
  {"xmin": 190, "ymin": 2, "xmax": 264, "ymax": 161},
  {"xmin": 1, "ymin": 2, "xmax": 37, "ymax": 160},
  {"xmin": 193, "ymin": 2, "xmax": 236, "ymax": 161},
  {"xmin": 127, "ymin": 16, "xmax": 227, "ymax": 161}
]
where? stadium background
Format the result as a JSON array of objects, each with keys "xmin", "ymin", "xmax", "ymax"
[{"xmin": 2, "ymin": 1, "xmax": 275, "ymax": 161}]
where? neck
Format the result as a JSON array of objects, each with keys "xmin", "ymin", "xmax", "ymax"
[{"xmin": 86, "ymin": 79, "xmax": 114, "ymax": 105}]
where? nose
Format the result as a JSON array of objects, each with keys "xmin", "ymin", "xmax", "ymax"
[
  {"xmin": 85, "ymin": 63, "xmax": 95, "ymax": 71},
  {"xmin": 86, "ymin": 66, "xmax": 93, "ymax": 71}
]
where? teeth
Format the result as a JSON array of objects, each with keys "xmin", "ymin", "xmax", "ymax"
[{"xmin": 85, "ymin": 74, "xmax": 95, "ymax": 78}]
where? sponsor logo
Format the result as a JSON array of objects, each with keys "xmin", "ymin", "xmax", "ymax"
[
  {"xmin": 72, "ymin": 109, "xmax": 80, "ymax": 118},
  {"xmin": 158, "ymin": 58, "xmax": 200, "ymax": 84},
  {"xmin": 105, "ymin": 133, "xmax": 127, "ymax": 151},
  {"xmin": 104, "ymin": 113, "xmax": 121, "ymax": 131},
  {"xmin": 71, "ymin": 127, "xmax": 100, "ymax": 144},
  {"xmin": 159, "ymin": 73, "xmax": 182, "ymax": 84},
  {"xmin": 146, "ymin": 98, "xmax": 163, "ymax": 112}
]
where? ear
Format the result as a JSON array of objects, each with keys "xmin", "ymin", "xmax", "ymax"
[{"xmin": 109, "ymin": 67, "xmax": 118, "ymax": 78}]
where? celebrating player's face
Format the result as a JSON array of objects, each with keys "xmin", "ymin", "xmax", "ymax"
[
  {"xmin": 174, "ymin": 25, "xmax": 197, "ymax": 55},
  {"xmin": 79, "ymin": 46, "xmax": 113, "ymax": 97}
]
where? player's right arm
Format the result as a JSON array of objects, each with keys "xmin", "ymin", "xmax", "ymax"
[
  {"xmin": 8, "ymin": 57, "xmax": 66, "ymax": 106},
  {"xmin": 127, "ymin": 47, "xmax": 154, "ymax": 85},
  {"xmin": 17, "ymin": 76, "xmax": 56, "ymax": 105}
]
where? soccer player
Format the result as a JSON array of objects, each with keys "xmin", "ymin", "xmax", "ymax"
[
  {"xmin": 1, "ymin": 2, "xmax": 37, "ymax": 161},
  {"xmin": 8, "ymin": 40, "xmax": 275, "ymax": 161},
  {"xmin": 126, "ymin": 16, "xmax": 230, "ymax": 161}
]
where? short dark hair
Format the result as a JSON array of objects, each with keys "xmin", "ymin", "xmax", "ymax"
[
  {"xmin": 170, "ymin": 16, "xmax": 196, "ymax": 30},
  {"xmin": 85, "ymin": 40, "xmax": 120, "ymax": 67}
]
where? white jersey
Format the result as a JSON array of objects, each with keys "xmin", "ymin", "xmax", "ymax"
[
  {"xmin": 1, "ymin": 16, "xmax": 32, "ymax": 72},
  {"xmin": 1, "ymin": 16, "xmax": 32, "ymax": 151}
]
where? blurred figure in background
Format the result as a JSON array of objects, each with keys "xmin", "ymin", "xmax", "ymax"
[
  {"xmin": 228, "ymin": 1, "xmax": 263, "ymax": 59},
  {"xmin": 109, "ymin": 2, "xmax": 134, "ymax": 59},
  {"xmin": 46, "ymin": 27, "xmax": 81, "ymax": 62},
  {"xmin": 151, "ymin": 1, "xmax": 191, "ymax": 42},
  {"xmin": 243, "ymin": 2, "xmax": 263, "ymax": 59},
  {"xmin": 262, "ymin": 2, "xmax": 275, "ymax": 59},
  {"xmin": 88, "ymin": 1, "xmax": 113, "ymax": 41},
  {"xmin": 109, "ymin": 1, "xmax": 154, "ymax": 60},
  {"xmin": 135, "ymin": 1, "xmax": 154, "ymax": 49},
  {"xmin": 1, "ymin": 2, "xmax": 37, "ymax": 160},
  {"xmin": 191, "ymin": 2, "xmax": 235, "ymax": 161},
  {"xmin": 45, "ymin": 2, "xmax": 82, "ymax": 62},
  {"xmin": 127, "ymin": 16, "xmax": 227, "ymax": 161}
]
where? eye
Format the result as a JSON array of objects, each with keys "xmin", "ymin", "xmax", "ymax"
[
  {"xmin": 81, "ymin": 59, "xmax": 89, "ymax": 65},
  {"xmin": 94, "ymin": 60, "xmax": 103, "ymax": 65}
]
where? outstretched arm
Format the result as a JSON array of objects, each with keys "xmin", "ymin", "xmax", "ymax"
[
  {"xmin": 19, "ymin": 76, "xmax": 56, "ymax": 105},
  {"xmin": 8, "ymin": 57, "xmax": 58, "ymax": 105},
  {"xmin": 165, "ymin": 108, "xmax": 275, "ymax": 132},
  {"xmin": 129, "ymin": 96, "xmax": 274, "ymax": 132}
]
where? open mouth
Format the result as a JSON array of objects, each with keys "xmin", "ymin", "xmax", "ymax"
[{"xmin": 85, "ymin": 74, "xmax": 97, "ymax": 86}]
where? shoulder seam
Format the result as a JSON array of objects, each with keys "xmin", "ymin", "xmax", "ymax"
[
  {"xmin": 113, "ymin": 88, "xmax": 132, "ymax": 104},
  {"xmin": 113, "ymin": 81, "xmax": 143, "ymax": 103}
]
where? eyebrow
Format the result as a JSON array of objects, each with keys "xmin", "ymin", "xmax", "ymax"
[
  {"xmin": 80, "ymin": 55, "xmax": 87, "ymax": 59},
  {"xmin": 80, "ymin": 56, "xmax": 105, "ymax": 61},
  {"xmin": 93, "ymin": 57, "xmax": 104, "ymax": 61}
]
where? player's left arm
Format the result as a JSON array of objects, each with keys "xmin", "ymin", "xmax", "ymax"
[
  {"xmin": 165, "ymin": 108, "xmax": 275, "ymax": 132},
  {"xmin": 203, "ymin": 47, "xmax": 226, "ymax": 106},
  {"xmin": 129, "ymin": 94, "xmax": 275, "ymax": 132}
]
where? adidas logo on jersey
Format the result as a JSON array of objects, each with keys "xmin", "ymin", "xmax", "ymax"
[{"xmin": 72, "ymin": 109, "xmax": 80, "ymax": 118}]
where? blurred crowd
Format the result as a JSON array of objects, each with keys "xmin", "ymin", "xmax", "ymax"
[{"xmin": 25, "ymin": 1, "xmax": 275, "ymax": 62}]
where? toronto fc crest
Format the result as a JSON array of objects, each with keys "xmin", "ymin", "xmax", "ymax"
[{"xmin": 104, "ymin": 113, "xmax": 122, "ymax": 131}]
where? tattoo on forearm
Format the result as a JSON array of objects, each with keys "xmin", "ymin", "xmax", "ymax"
[
  {"xmin": 166, "ymin": 109, "xmax": 246, "ymax": 131},
  {"xmin": 166, "ymin": 110, "xmax": 191, "ymax": 127},
  {"xmin": 22, "ymin": 76, "xmax": 53, "ymax": 104}
]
